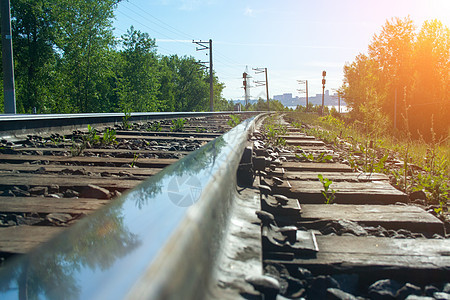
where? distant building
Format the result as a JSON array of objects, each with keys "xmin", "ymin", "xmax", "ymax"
[
  {"xmin": 273, "ymin": 90, "xmax": 346, "ymax": 107},
  {"xmin": 273, "ymin": 93, "xmax": 299, "ymax": 106}
]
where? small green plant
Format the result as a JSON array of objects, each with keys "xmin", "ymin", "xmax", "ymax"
[
  {"xmin": 84, "ymin": 124, "xmax": 100, "ymax": 144},
  {"xmin": 296, "ymin": 152, "xmax": 314, "ymax": 162},
  {"xmin": 372, "ymin": 153, "xmax": 389, "ymax": 173},
  {"xmin": 295, "ymin": 152, "xmax": 333, "ymax": 163},
  {"xmin": 70, "ymin": 142, "xmax": 86, "ymax": 156},
  {"xmin": 274, "ymin": 136, "xmax": 286, "ymax": 146},
  {"xmin": 291, "ymin": 121, "xmax": 302, "ymax": 129},
  {"xmin": 318, "ymin": 174, "xmax": 336, "ymax": 204},
  {"xmin": 264, "ymin": 115, "xmax": 287, "ymax": 146},
  {"xmin": 347, "ymin": 155, "xmax": 359, "ymax": 172},
  {"xmin": 49, "ymin": 135, "xmax": 65, "ymax": 146},
  {"xmin": 195, "ymin": 127, "xmax": 206, "ymax": 133},
  {"xmin": 227, "ymin": 115, "xmax": 241, "ymax": 127},
  {"xmin": 130, "ymin": 153, "xmax": 139, "ymax": 168},
  {"xmin": 149, "ymin": 121, "xmax": 162, "ymax": 132},
  {"xmin": 101, "ymin": 128, "xmax": 117, "ymax": 145},
  {"xmin": 170, "ymin": 118, "xmax": 186, "ymax": 132},
  {"xmin": 122, "ymin": 111, "xmax": 132, "ymax": 129},
  {"xmin": 315, "ymin": 152, "xmax": 333, "ymax": 163}
]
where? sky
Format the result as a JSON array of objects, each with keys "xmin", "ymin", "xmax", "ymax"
[{"xmin": 112, "ymin": 0, "xmax": 450, "ymax": 101}]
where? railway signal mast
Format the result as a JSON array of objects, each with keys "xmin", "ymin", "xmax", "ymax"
[
  {"xmin": 243, "ymin": 66, "xmax": 252, "ymax": 107},
  {"xmin": 193, "ymin": 39, "xmax": 213, "ymax": 112}
]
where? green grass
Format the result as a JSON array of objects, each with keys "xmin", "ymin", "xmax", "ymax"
[
  {"xmin": 227, "ymin": 114, "xmax": 241, "ymax": 127},
  {"xmin": 289, "ymin": 112, "xmax": 449, "ymax": 177},
  {"xmin": 170, "ymin": 118, "xmax": 186, "ymax": 132},
  {"xmin": 287, "ymin": 111, "xmax": 449, "ymax": 212},
  {"xmin": 263, "ymin": 114, "xmax": 287, "ymax": 146}
]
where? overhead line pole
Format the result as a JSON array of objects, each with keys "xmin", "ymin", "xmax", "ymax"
[
  {"xmin": 265, "ymin": 68, "xmax": 269, "ymax": 111},
  {"xmin": 253, "ymin": 67, "xmax": 269, "ymax": 111},
  {"xmin": 1, "ymin": 0, "xmax": 16, "ymax": 114},
  {"xmin": 193, "ymin": 39, "xmax": 214, "ymax": 112},
  {"xmin": 297, "ymin": 80, "xmax": 308, "ymax": 112},
  {"xmin": 209, "ymin": 39, "xmax": 213, "ymax": 112}
]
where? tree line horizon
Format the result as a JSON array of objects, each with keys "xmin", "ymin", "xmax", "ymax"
[
  {"xmin": 1, "ymin": 2, "xmax": 448, "ymax": 140},
  {"xmin": 341, "ymin": 17, "xmax": 449, "ymax": 141}
]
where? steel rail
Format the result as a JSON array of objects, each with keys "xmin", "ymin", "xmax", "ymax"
[
  {"xmin": 0, "ymin": 114, "xmax": 261, "ymax": 299},
  {"xmin": 0, "ymin": 111, "xmax": 257, "ymax": 138}
]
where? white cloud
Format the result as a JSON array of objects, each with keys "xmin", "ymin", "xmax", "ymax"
[{"xmin": 244, "ymin": 7, "xmax": 254, "ymax": 17}]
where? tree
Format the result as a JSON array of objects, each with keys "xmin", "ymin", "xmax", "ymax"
[
  {"xmin": 342, "ymin": 53, "xmax": 380, "ymax": 116},
  {"xmin": 162, "ymin": 55, "xmax": 209, "ymax": 112},
  {"xmin": 52, "ymin": 0, "xmax": 120, "ymax": 112},
  {"xmin": 342, "ymin": 17, "xmax": 450, "ymax": 140},
  {"xmin": 410, "ymin": 20, "xmax": 450, "ymax": 139},
  {"xmin": 368, "ymin": 17, "xmax": 416, "ymax": 123},
  {"xmin": 116, "ymin": 26, "xmax": 161, "ymax": 112},
  {"xmin": 3, "ymin": 0, "xmax": 228, "ymax": 114},
  {"xmin": 10, "ymin": 0, "xmax": 57, "ymax": 113}
]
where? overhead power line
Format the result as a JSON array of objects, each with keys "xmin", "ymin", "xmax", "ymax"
[
  {"xmin": 253, "ymin": 67, "xmax": 270, "ymax": 111},
  {"xmin": 193, "ymin": 39, "xmax": 214, "ymax": 112}
]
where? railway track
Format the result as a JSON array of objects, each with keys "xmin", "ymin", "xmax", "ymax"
[
  {"xmin": 0, "ymin": 112, "xmax": 254, "ymax": 257},
  {"xmin": 0, "ymin": 112, "xmax": 449, "ymax": 299}
]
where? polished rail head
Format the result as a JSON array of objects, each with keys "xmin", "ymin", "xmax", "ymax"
[{"xmin": 0, "ymin": 115, "xmax": 258, "ymax": 299}]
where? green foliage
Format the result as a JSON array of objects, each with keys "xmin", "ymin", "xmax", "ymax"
[
  {"xmin": 122, "ymin": 112, "xmax": 132, "ymax": 129},
  {"xmin": 244, "ymin": 98, "xmax": 289, "ymax": 112},
  {"xmin": 83, "ymin": 125, "xmax": 117, "ymax": 145},
  {"xmin": 48, "ymin": 135, "xmax": 66, "ymax": 146},
  {"xmin": 264, "ymin": 115, "xmax": 287, "ymax": 146},
  {"xmin": 131, "ymin": 153, "xmax": 139, "ymax": 168},
  {"xmin": 342, "ymin": 17, "xmax": 450, "ymax": 141},
  {"xmin": 148, "ymin": 121, "xmax": 162, "ymax": 132},
  {"xmin": 70, "ymin": 125, "xmax": 115, "ymax": 155},
  {"xmin": 289, "ymin": 111, "xmax": 449, "ymax": 211},
  {"xmin": 170, "ymin": 118, "xmax": 186, "ymax": 132},
  {"xmin": 85, "ymin": 125, "xmax": 100, "ymax": 144},
  {"xmin": 195, "ymin": 127, "xmax": 206, "ymax": 133},
  {"xmin": 295, "ymin": 152, "xmax": 333, "ymax": 163},
  {"xmin": 117, "ymin": 26, "xmax": 161, "ymax": 112},
  {"xmin": 70, "ymin": 142, "xmax": 85, "ymax": 157},
  {"xmin": 102, "ymin": 128, "xmax": 117, "ymax": 145},
  {"xmin": 318, "ymin": 174, "xmax": 336, "ymax": 204},
  {"xmin": 227, "ymin": 115, "xmax": 241, "ymax": 127},
  {"xmin": 305, "ymin": 127, "xmax": 338, "ymax": 145},
  {"xmin": 4, "ymin": 1, "xmax": 226, "ymax": 114},
  {"xmin": 412, "ymin": 137, "xmax": 449, "ymax": 211}
]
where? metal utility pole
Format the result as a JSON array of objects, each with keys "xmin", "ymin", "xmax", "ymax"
[
  {"xmin": 321, "ymin": 71, "xmax": 326, "ymax": 116},
  {"xmin": 1, "ymin": 0, "xmax": 16, "ymax": 114},
  {"xmin": 332, "ymin": 88, "xmax": 342, "ymax": 114},
  {"xmin": 338, "ymin": 92, "xmax": 341, "ymax": 113},
  {"xmin": 193, "ymin": 39, "xmax": 213, "ymax": 111},
  {"xmin": 297, "ymin": 80, "xmax": 308, "ymax": 112},
  {"xmin": 394, "ymin": 88, "xmax": 397, "ymax": 130},
  {"xmin": 253, "ymin": 67, "xmax": 269, "ymax": 111}
]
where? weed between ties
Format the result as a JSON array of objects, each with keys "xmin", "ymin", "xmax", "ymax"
[{"xmin": 318, "ymin": 174, "xmax": 336, "ymax": 204}]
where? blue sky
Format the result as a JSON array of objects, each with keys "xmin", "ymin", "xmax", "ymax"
[{"xmin": 112, "ymin": 0, "xmax": 450, "ymax": 100}]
